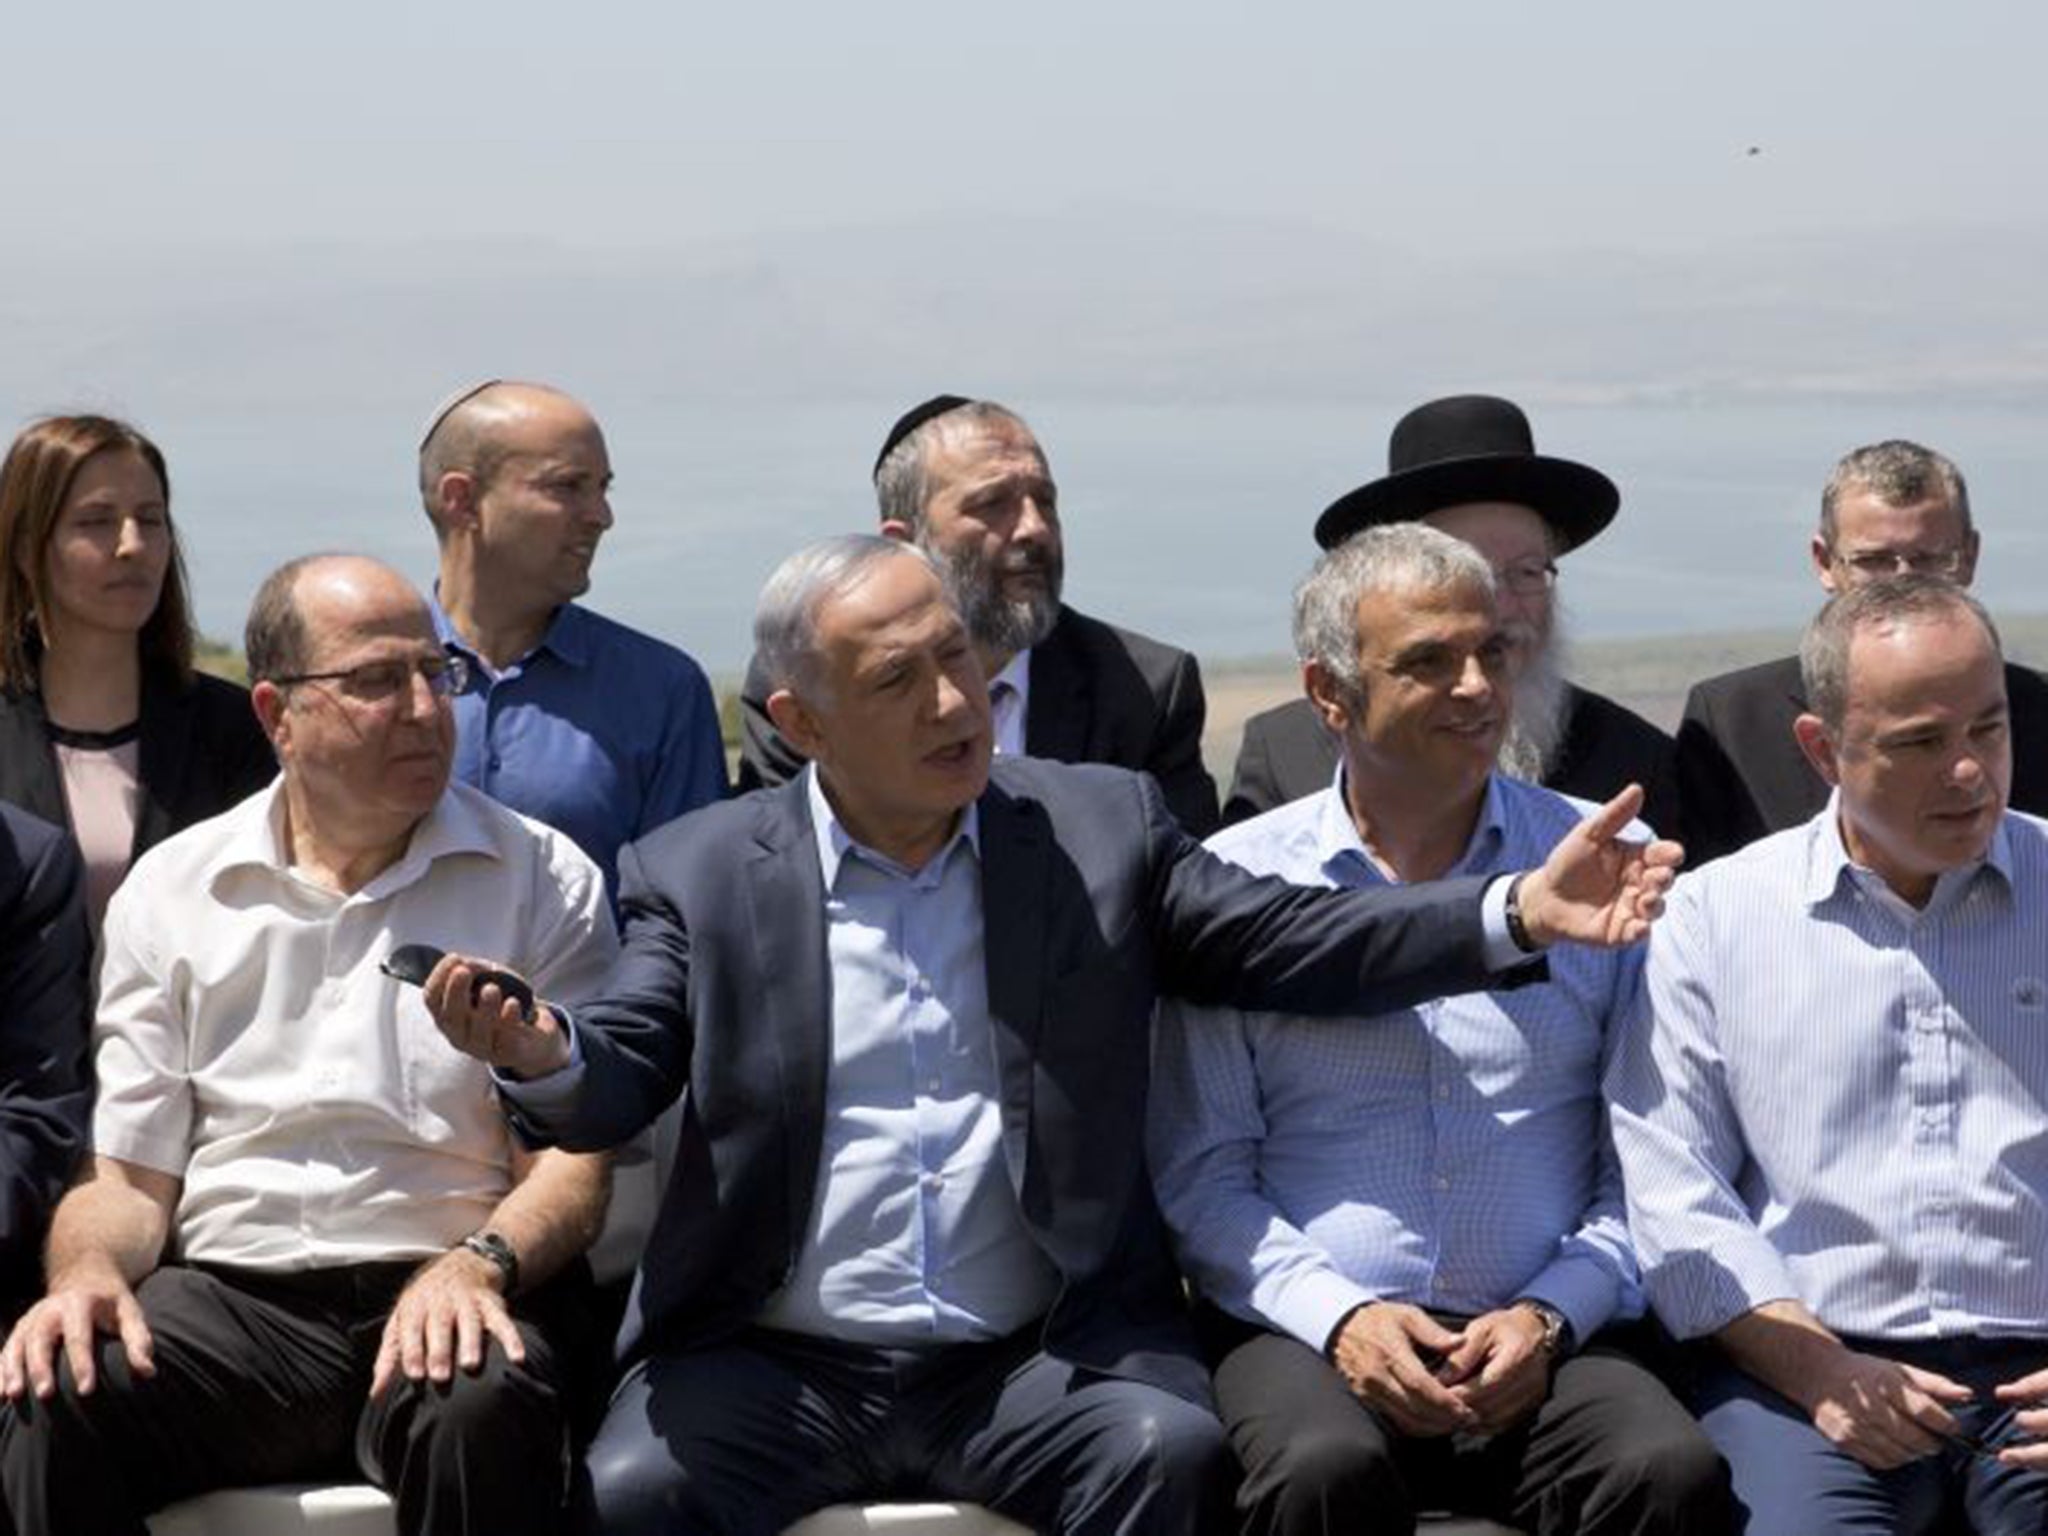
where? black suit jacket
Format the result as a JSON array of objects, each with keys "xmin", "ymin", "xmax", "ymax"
[
  {"xmin": 738, "ymin": 604, "xmax": 1220, "ymax": 835},
  {"xmin": 0, "ymin": 669, "xmax": 276, "ymax": 862},
  {"xmin": 1675, "ymin": 654, "xmax": 2048, "ymax": 865},
  {"xmin": 1224, "ymin": 685, "xmax": 1680, "ymax": 836},
  {"xmin": 0, "ymin": 805, "xmax": 92, "ymax": 1319},
  {"xmin": 510, "ymin": 758, "xmax": 1523, "ymax": 1400}
]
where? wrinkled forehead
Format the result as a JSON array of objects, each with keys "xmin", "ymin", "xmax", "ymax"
[
  {"xmin": 930, "ymin": 417, "xmax": 1049, "ymax": 486},
  {"xmin": 296, "ymin": 565, "xmax": 439, "ymax": 665},
  {"xmin": 1844, "ymin": 612, "xmax": 2004, "ymax": 721},
  {"xmin": 1832, "ymin": 491, "xmax": 1968, "ymax": 547}
]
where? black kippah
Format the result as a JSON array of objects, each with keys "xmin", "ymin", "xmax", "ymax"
[{"xmin": 873, "ymin": 394, "xmax": 973, "ymax": 479}]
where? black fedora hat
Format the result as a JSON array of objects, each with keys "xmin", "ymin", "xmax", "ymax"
[{"xmin": 1313, "ymin": 394, "xmax": 1620, "ymax": 552}]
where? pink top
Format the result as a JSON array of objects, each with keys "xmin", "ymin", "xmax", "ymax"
[{"xmin": 50, "ymin": 721, "xmax": 141, "ymax": 935}]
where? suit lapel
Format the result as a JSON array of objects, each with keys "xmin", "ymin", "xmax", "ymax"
[
  {"xmin": 0, "ymin": 695, "xmax": 67, "ymax": 829},
  {"xmin": 741, "ymin": 782, "xmax": 832, "ymax": 1254},
  {"xmin": 1023, "ymin": 607, "xmax": 1092, "ymax": 762},
  {"xmin": 977, "ymin": 777, "xmax": 1048, "ymax": 1191}
]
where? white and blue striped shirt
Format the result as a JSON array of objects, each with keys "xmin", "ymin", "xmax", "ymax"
[
  {"xmin": 1149, "ymin": 772, "xmax": 1646, "ymax": 1353},
  {"xmin": 1607, "ymin": 799, "xmax": 2048, "ymax": 1342}
]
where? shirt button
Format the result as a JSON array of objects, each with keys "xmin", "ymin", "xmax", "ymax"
[
  {"xmin": 925, "ymin": 1077, "xmax": 942, "ymax": 1095},
  {"xmin": 487, "ymin": 755, "xmax": 502, "ymax": 772},
  {"xmin": 1434, "ymin": 1175, "xmax": 1451, "ymax": 1192},
  {"xmin": 923, "ymin": 1173, "xmax": 945, "ymax": 1194},
  {"xmin": 1436, "ymin": 1083, "xmax": 1452, "ymax": 1101}
]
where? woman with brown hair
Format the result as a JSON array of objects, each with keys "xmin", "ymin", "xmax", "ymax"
[{"xmin": 0, "ymin": 414, "xmax": 274, "ymax": 930}]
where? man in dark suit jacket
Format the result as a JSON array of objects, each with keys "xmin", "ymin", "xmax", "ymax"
[
  {"xmin": 427, "ymin": 536, "xmax": 1680, "ymax": 1536},
  {"xmin": 1676, "ymin": 439, "xmax": 2048, "ymax": 864},
  {"xmin": 1223, "ymin": 396, "xmax": 1677, "ymax": 836},
  {"xmin": 739, "ymin": 394, "xmax": 1219, "ymax": 834},
  {"xmin": 0, "ymin": 805, "xmax": 91, "ymax": 1326}
]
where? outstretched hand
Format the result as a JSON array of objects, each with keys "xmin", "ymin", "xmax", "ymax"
[
  {"xmin": 421, "ymin": 954, "xmax": 572, "ymax": 1081},
  {"xmin": 1515, "ymin": 784, "xmax": 1684, "ymax": 949}
]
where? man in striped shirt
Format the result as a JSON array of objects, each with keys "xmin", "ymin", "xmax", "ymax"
[
  {"xmin": 1151, "ymin": 524, "xmax": 1727, "ymax": 1536},
  {"xmin": 1610, "ymin": 576, "xmax": 2048, "ymax": 1534}
]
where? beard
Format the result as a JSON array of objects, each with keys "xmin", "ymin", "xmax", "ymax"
[
  {"xmin": 1497, "ymin": 612, "xmax": 1571, "ymax": 785},
  {"xmin": 924, "ymin": 532, "xmax": 1064, "ymax": 658}
]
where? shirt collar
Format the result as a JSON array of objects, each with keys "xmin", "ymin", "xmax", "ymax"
[
  {"xmin": 1804, "ymin": 788, "xmax": 2014, "ymax": 913},
  {"xmin": 804, "ymin": 763, "xmax": 981, "ymax": 889},
  {"xmin": 989, "ymin": 648, "xmax": 1030, "ymax": 699},
  {"xmin": 207, "ymin": 778, "xmax": 504, "ymax": 900},
  {"xmin": 429, "ymin": 590, "xmax": 590, "ymax": 671},
  {"xmin": 1313, "ymin": 769, "xmax": 1508, "ymax": 888}
]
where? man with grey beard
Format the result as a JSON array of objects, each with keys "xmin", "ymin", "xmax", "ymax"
[
  {"xmin": 739, "ymin": 395, "xmax": 1220, "ymax": 833},
  {"xmin": 1224, "ymin": 394, "xmax": 1678, "ymax": 836}
]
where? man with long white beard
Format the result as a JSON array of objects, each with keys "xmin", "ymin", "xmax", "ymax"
[
  {"xmin": 1224, "ymin": 394, "xmax": 1678, "ymax": 837},
  {"xmin": 738, "ymin": 395, "xmax": 1220, "ymax": 834}
]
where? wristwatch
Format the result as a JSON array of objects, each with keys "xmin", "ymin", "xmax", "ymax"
[
  {"xmin": 1517, "ymin": 1298, "xmax": 1574, "ymax": 1359},
  {"xmin": 1504, "ymin": 873, "xmax": 1537, "ymax": 953},
  {"xmin": 459, "ymin": 1230, "xmax": 521, "ymax": 1295}
]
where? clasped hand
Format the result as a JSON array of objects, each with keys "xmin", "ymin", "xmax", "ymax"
[{"xmin": 1331, "ymin": 1302, "xmax": 1554, "ymax": 1438}]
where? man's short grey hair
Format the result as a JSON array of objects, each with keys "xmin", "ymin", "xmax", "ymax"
[
  {"xmin": 1819, "ymin": 440, "xmax": 1971, "ymax": 548},
  {"xmin": 1799, "ymin": 574, "xmax": 2001, "ymax": 733},
  {"xmin": 874, "ymin": 400, "xmax": 1038, "ymax": 530},
  {"xmin": 755, "ymin": 534, "xmax": 939, "ymax": 698},
  {"xmin": 1292, "ymin": 523, "xmax": 1497, "ymax": 704}
]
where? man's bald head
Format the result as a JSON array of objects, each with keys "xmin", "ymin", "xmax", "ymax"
[
  {"xmin": 418, "ymin": 381, "xmax": 590, "ymax": 528},
  {"xmin": 245, "ymin": 553, "xmax": 427, "ymax": 683}
]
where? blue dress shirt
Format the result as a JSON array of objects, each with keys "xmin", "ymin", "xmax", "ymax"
[
  {"xmin": 749, "ymin": 768, "xmax": 1057, "ymax": 1343},
  {"xmin": 1609, "ymin": 801, "xmax": 2048, "ymax": 1343},
  {"xmin": 1149, "ymin": 773, "xmax": 1645, "ymax": 1354},
  {"xmin": 431, "ymin": 598, "xmax": 727, "ymax": 905}
]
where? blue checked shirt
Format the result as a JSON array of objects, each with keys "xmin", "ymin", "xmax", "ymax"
[
  {"xmin": 1149, "ymin": 772, "xmax": 1646, "ymax": 1353},
  {"xmin": 1608, "ymin": 801, "xmax": 2048, "ymax": 1342}
]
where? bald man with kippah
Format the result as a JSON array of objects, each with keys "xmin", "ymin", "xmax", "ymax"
[{"xmin": 420, "ymin": 381, "xmax": 727, "ymax": 907}]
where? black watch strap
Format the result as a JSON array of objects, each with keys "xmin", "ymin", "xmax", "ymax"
[
  {"xmin": 459, "ymin": 1230, "xmax": 520, "ymax": 1294},
  {"xmin": 1504, "ymin": 873, "xmax": 1537, "ymax": 953}
]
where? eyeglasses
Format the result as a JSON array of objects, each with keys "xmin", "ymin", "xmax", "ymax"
[
  {"xmin": 270, "ymin": 652, "xmax": 469, "ymax": 705},
  {"xmin": 1494, "ymin": 558, "xmax": 1559, "ymax": 597},
  {"xmin": 1833, "ymin": 546, "xmax": 1968, "ymax": 579}
]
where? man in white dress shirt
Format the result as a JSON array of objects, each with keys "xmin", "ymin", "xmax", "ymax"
[
  {"xmin": 0, "ymin": 555, "xmax": 618, "ymax": 1536},
  {"xmin": 1610, "ymin": 575, "xmax": 2048, "ymax": 1535}
]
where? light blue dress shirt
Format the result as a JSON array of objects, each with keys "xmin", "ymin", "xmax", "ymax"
[
  {"xmin": 1608, "ymin": 800, "xmax": 2048, "ymax": 1343},
  {"xmin": 748, "ymin": 769, "xmax": 1057, "ymax": 1342},
  {"xmin": 431, "ymin": 598, "xmax": 728, "ymax": 907},
  {"xmin": 1149, "ymin": 772, "xmax": 1645, "ymax": 1354}
]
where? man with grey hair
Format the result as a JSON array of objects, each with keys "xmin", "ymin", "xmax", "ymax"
[
  {"xmin": 1676, "ymin": 438, "xmax": 2048, "ymax": 864},
  {"xmin": 738, "ymin": 393, "xmax": 1219, "ymax": 834},
  {"xmin": 1225, "ymin": 394, "xmax": 1677, "ymax": 838},
  {"xmin": 419, "ymin": 379, "xmax": 726, "ymax": 906},
  {"xmin": 419, "ymin": 532, "xmax": 1685, "ymax": 1536},
  {"xmin": 1613, "ymin": 575, "xmax": 2048, "ymax": 1533},
  {"xmin": 1152, "ymin": 524, "xmax": 1727, "ymax": 1536},
  {"xmin": 0, "ymin": 555, "xmax": 620, "ymax": 1536}
]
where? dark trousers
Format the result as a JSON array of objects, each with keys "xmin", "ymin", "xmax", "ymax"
[
  {"xmin": 0, "ymin": 1260, "xmax": 583, "ymax": 1536},
  {"xmin": 1695, "ymin": 1335, "xmax": 2048, "ymax": 1536},
  {"xmin": 578, "ymin": 1325, "xmax": 1237, "ymax": 1536},
  {"xmin": 1210, "ymin": 1317, "xmax": 1731, "ymax": 1536}
]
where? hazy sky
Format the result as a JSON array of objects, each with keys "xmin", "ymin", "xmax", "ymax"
[
  {"xmin": 10, "ymin": 2, "xmax": 2044, "ymax": 255},
  {"xmin": 5, "ymin": 2, "xmax": 2045, "ymax": 666}
]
